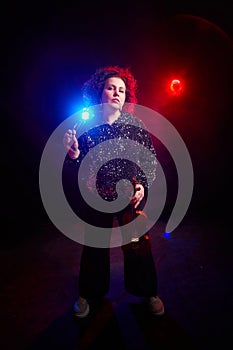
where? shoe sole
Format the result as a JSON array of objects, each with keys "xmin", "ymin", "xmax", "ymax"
[
  {"xmin": 151, "ymin": 308, "xmax": 165, "ymax": 316},
  {"xmin": 73, "ymin": 303, "xmax": 90, "ymax": 318}
]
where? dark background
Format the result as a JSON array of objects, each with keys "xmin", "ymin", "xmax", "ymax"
[
  {"xmin": 1, "ymin": 2, "xmax": 233, "ymax": 350},
  {"xmin": 2, "ymin": 0, "xmax": 233, "ymax": 246}
]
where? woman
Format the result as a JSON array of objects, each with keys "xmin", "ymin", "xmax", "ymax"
[{"xmin": 63, "ymin": 65, "xmax": 164, "ymax": 318}]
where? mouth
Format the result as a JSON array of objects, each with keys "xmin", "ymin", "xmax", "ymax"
[{"xmin": 112, "ymin": 99, "xmax": 120, "ymax": 103}]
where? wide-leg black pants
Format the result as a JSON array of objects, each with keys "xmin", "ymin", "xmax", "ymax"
[{"xmin": 78, "ymin": 199, "xmax": 158, "ymax": 299}]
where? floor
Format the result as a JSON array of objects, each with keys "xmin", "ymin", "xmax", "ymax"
[{"xmin": 1, "ymin": 214, "xmax": 232, "ymax": 350}]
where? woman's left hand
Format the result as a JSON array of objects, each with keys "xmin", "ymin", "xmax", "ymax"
[{"xmin": 130, "ymin": 183, "xmax": 144, "ymax": 208}]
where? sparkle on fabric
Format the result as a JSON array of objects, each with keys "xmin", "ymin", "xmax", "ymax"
[{"xmin": 65, "ymin": 112, "xmax": 157, "ymax": 201}]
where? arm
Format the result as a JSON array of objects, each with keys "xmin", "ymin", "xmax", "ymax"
[{"xmin": 131, "ymin": 121, "xmax": 157, "ymax": 208}]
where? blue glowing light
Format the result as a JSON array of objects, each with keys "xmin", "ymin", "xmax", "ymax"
[
  {"xmin": 163, "ymin": 231, "xmax": 172, "ymax": 240},
  {"xmin": 81, "ymin": 108, "xmax": 90, "ymax": 120}
]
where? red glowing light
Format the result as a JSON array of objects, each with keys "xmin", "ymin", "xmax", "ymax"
[{"xmin": 168, "ymin": 79, "xmax": 184, "ymax": 95}]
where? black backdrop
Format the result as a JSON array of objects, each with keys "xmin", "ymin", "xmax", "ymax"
[{"xmin": 2, "ymin": 1, "xmax": 233, "ymax": 246}]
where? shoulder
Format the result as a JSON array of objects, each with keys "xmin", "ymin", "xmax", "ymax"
[{"xmin": 119, "ymin": 112, "xmax": 145, "ymax": 129}]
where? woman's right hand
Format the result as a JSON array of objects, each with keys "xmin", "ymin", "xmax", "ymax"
[{"xmin": 63, "ymin": 129, "xmax": 80, "ymax": 159}]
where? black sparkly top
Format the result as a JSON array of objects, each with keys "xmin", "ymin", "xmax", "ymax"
[{"xmin": 64, "ymin": 112, "xmax": 157, "ymax": 201}]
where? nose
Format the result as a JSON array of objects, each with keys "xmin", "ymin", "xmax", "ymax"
[{"xmin": 113, "ymin": 89, "xmax": 119, "ymax": 96}]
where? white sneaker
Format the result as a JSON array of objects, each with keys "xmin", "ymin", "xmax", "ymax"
[{"xmin": 73, "ymin": 297, "xmax": 90, "ymax": 318}]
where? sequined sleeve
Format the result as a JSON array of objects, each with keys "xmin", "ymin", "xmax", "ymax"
[{"xmin": 131, "ymin": 120, "xmax": 157, "ymax": 190}]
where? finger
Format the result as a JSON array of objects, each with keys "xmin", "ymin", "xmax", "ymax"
[
  {"xmin": 135, "ymin": 185, "xmax": 144, "ymax": 194},
  {"xmin": 134, "ymin": 198, "xmax": 141, "ymax": 208},
  {"xmin": 130, "ymin": 195, "xmax": 140, "ymax": 206},
  {"xmin": 64, "ymin": 130, "xmax": 77, "ymax": 143},
  {"xmin": 63, "ymin": 133, "xmax": 79, "ymax": 155},
  {"xmin": 66, "ymin": 129, "xmax": 77, "ymax": 136},
  {"xmin": 71, "ymin": 141, "xmax": 79, "ymax": 152},
  {"xmin": 134, "ymin": 193, "xmax": 145, "ymax": 208},
  {"xmin": 64, "ymin": 132, "xmax": 72, "ymax": 142},
  {"xmin": 67, "ymin": 129, "xmax": 73, "ymax": 136}
]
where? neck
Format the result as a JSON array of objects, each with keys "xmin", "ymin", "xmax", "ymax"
[{"xmin": 103, "ymin": 109, "xmax": 121, "ymax": 125}]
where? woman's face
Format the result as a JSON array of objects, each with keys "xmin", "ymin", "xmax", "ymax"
[{"xmin": 101, "ymin": 77, "xmax": 126, "ymax": 111}]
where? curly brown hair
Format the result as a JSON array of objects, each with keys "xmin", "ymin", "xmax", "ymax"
[{"xmin": 82, "ymin": 65, "xmax": 138, "ymax": 108}]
